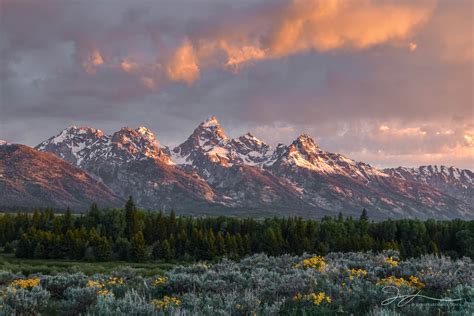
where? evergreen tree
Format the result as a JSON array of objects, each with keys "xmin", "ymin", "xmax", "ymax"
[
  {"xmin": 62, "ymin": 207, "xmax": 73, "ymax": 234},
  {"xmin": 124, "ymin": 196, "xmax": 139, "ymax": 240},
  {"xmin": 129, "ymin": 231, "xmax": 146, "ymax": 262}
]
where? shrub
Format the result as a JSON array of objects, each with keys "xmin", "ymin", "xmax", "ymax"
[
  {"xmin": 0, "ymin": 285, "xmax": 50, "ymax": 315},
  {"xmin": 62, "ymin": 287, "xmax": 98, "ymax": 315},
  {"xmin": 41, "ymin": 273, "xmax": 88, "ymax": 298}
]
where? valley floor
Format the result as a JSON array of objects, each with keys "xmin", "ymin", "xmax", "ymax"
[{"xmin": 0, "ymin": 251, "xmax": 472, "ymax": 315}]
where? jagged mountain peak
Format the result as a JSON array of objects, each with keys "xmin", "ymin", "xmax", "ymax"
[
  {"xmin": 136, "ymin": 126, "xmax": 155, "ymax": 137},
  {"xmin": 172, "ymin": 117, "xmax": 231, "ymax": 167},
  {"xmin": 173, "ymin": 117, "xmax": 275, "ymax": 168},
  {"xmin": 194, "ymin": 116, "xmax": 228, "ymax": 142},
  {"xmin": 386, "ymin": 165, "xmax": 474, "ymax": 185},
  {"xmin": 111, "ymin": 127, "xmax": 162, "ymax": 158},
  {"xmin": 37, "ymin": 125, "xmax": 172, "ymax": 166},
  {"xmin": 239, "ymin": 132, "xmax": 265, "ymax": 145},
  {"xmin": 271, "ymin": 135, "xmax": 389, "ymax": 181},
  {"xmin": 293, "ymin": 134, "xmax": 320, "ymax": 154},
  {"xmin": 63, "ymin": 125, "xmax": 105, "ymax": 137},
  {"xmin": 201, "ymin": 116, "xmax": 220, "ymax": 128},
  {"xmin": 112, "ymin": 126, "xmax": 159, "ymax": 145},
  {"xmin": 235, "ymin": 132, "xmax": 268, "ymax": 148}
]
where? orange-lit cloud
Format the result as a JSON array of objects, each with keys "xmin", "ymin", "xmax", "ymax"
[
  {"xmin": 219, "ymin": 41, "xmax": 267, "ymax": 71},
  {"xmin": 165, "ymin": 41, "xmax": 200, "ymax": 84},
  {"xmin": 464, "ymin": 129, "xmax": 474, "ymax": 147},
  {"xmin": 268, "ymin": 0, "xmax": 432, "ymax": 56},
  {"xmin": 84, "ymin": 0, "xmax": 435, "ymax": 83},
  {"xmin": 378, "ymin": 125, "xmax": 427, "ymax": 138},
  {"xmin": 120, "ymin": 59, "xmax": 139, "ymax": 73},
  {"xmin": 173, "ymin": 0, "xmax": 435, "ymax": 73},
  {"xmin": 82, "ymin": 50, "xmax": 104, "ymax": 74}
]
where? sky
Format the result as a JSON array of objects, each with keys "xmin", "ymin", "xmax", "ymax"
[{"xmin": 1, "ymin": 0, "xmax": 473, "ymax": 169}]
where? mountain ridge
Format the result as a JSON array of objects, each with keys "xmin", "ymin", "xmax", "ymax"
[
  {"xmin": 0, "ymin": 143, "xmax": 122, "ymax": 210},
  {"xmin": 19, "ymin": 116, "xmax": 474, "ymax": 219}
]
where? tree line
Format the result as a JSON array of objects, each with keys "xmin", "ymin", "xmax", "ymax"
[{"xmin": 0, "ymin": 197, "xmax": 472, "ymax": 262}]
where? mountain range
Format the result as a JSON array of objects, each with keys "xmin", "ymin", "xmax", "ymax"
[{"xmin": 1, "ymin": 117, "xmax": 473, "ymax": 219}]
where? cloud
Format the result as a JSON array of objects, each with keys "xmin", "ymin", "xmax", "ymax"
[
  {"xmin": 267, "ymin": 0, "xmax": 432, "ymax": 55},
  {"xmin": 82, "ymin": 50, "xmax": 104, "ymax": 74},
  {"xmin": 77, "ymin": 0, "xmax": 435, "ymax": 83},
  {"xmin": 120, "ymin": 59, "xmax": 139, "ymax": 73},
  {"xmin": 140, "ymin": 77, "xmax": 156, "ymax": 90},
  {"xmin": 377, "ymin": 125, "xmax": 427, "ymax": 138},
  {"xmin": 165, "ymin": 41, "xmax": 200, "ymax": 84},
  {"xmin": 154, "ymin": 0, "xmax": 434, "ymax": 81},
  {"xmin": 219, "ymin": 41, "xmax": 267, "ymax": 71}
]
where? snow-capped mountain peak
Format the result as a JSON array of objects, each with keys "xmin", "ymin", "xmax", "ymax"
[
  {"xmin": 172, "ymin": 117, "xmax": 275, "ymax": 169},
  {"xmin": 36, "ymin": 126, "xmax": 107, "ymax": 165},
  {"xmin": 111, "ymin": 127, "xmax": 168, "ymax": 161},
  {"xmin": 196, "ymin": 116, "xmax": 228, "ymax": 142},
  {"xmin": 36, "ymin": 125, "xmax": 172, "ymax": 167},
  {"xmin": 172, "ymin": 117, "xmax": 232, "ymax": 168},
  {"xmin": 294, "ymin": 134, "xmax": 320, "ymax": 155},
  {"xmin": 201, "ymin": 116, "xmax": 220, "ymax": 128},
  {"xmin": 136, "ymin": 126, "xmax": 160, "ymax": 144},
  {"xmin": 270, "ymin": 134, "xmax": 388, "ymax": 181},
  {"xmin": 229, "ymin": 133, "xmax": 272, "ymax": 166}
]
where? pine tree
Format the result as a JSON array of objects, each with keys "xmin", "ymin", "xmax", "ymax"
[
  {"xmin": 216, "ymin": 232, "xmax": 226, "ymax": 256},
  {"xmin": 130, "ymin": 231, "xmax": 146, "ymax": 262},
  {"xmin": 160, "ymin": 239, "xmax": 174, "ymax": 261},
  {"xmin": 337, "ymin": 212, "xmax": 344, "ymax": 222},
  {"xmin": 124, "ymin": 196, "xmax": 139, "ymax": 240},
  {"xmin": 62, "ymin": 207, "xmax": 73, "ymax": 234},
  {"xmin": 360, "ymin": 208, "xmax": 369, "ymax": 221}
]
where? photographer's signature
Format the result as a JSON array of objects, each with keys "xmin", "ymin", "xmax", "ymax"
[{"xmin": 381, "ymin": 286, "xmax": 463, "ymax": 307}]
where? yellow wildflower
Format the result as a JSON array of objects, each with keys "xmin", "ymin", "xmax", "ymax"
[
  {"xmin": 384, "ymin": 257, "xmax": 399, "ymax": 267},
  {"xmin": 152, "ymin": 296, "xmax": 181, "ymax": 310},
  {"xmin": 294, "ymin": 256, "xmax": 326, "ymax": 271},
  {"xmin": 152, "ymin": 276, "xmax": 168, "ymax": 287},
  {"xmin": 107, "ymin": 276, "xmax": 124, "ymax": 285},
  {"xmin": 348, "ymin": 268, "xmax": 367, "ymax": 280},
  {"xmin": 293, "ymin": 292, "xmax": 331, "ymax": 306},
  {"xmin": 293, "ymin": 293, "xmax": 303, "ymax": 301},
  {"xmin": 408, "ymin": 276, "xmax": 425, "ymax": 289},
  {"xmin": 86, "ymin": 280, "xmax": 104, "ymax": 288},
  {"xmin": 97, "ymin": 289, "xmax": 113, "ymax": 296},
  {"xmin": 10, "ymin": 278, "xmax": 40, "ymax": 289},
  {"xmin": 377, "ymin": 275, "xmax": 424, "ymax": 289}
]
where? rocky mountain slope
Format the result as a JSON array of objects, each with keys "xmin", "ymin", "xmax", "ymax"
[
  {"xmin": 0, "ymin": 143, "xmax": 121, "ymax": 210},
  {"xmin": 31, "ymin": 117, "xmax": 474, "ymax": 219},
  {"xmin": 384, "ymin": 166, "xmax": 474, "ymax": 208}
]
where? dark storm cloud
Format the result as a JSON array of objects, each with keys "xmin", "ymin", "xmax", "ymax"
[{"xmin": 0, "ymin": 0, "xmax": 472, "ymax": 168}]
